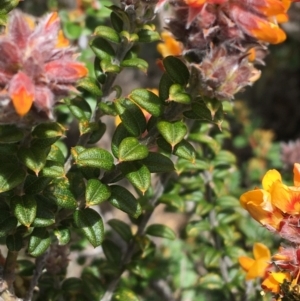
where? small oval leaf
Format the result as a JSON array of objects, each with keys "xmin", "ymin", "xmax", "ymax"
[
  {"xmin": 85, "ymin": 179, "xmax": 111, "ymax": 206},
  {"xmin": 118, "ymin": 137, "xmax": 149, "ymax": 162},
  {"xmin": 73, "ymin": 208, "xmax": 104, "ymax": 247},
  {"xmin": 146, "ymin": 224, "xmax": 176, "ymax": 240}
]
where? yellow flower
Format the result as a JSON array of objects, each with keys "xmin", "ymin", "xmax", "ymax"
[
  {"xmin": 239, "ymin": 243, "xmax": 271, "ymax": 280},
  {"xmin": 157, "ymin": 32, "xmax": 183, "ymax": 58},
  {"xmin": 262, "ymin": 272, "xmax": 291, "ymax": 293}
]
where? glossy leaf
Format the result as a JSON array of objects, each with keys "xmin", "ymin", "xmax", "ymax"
[
  {"xmin": 0, "ymin": 162, "xmax": 28, "ymax": 193},
  {"xmin": 108, "ymin": 185, "xmax": 142, "ymax": 218},
  {"xmin": 157, "ymin": 120, "xmax": 187, "ymax": 148},
  {"xmin": 77, "ymin": 77, "xmax": 102, "ymax": 97},
  {"xmin": 0, "ymin": 125, "xmax": 23, "ymax": 143},
  {"xmin": 163, "ymin": 56, "xmax": 190, "ymax": 86},
  {"xmin": 73, "ymin": 208, "xmax": 104, "ymax": 247},
  {"xmin": 111, "ymin": 123, "xmax": 131, "ymax": 158},
  {"xmin": 141, "ymin": 152, "xmax": 174, "ymax": 173},
  {"xmin": 173, "ymin": 140, "xmax": 196, "ymax": 162},
  {"xmin": 107, "ymin": 219, "xmax": 132, "ymax": 242},
  {"xmin": 54, "ymin": 227, "xmax": 71, "ymax": 245},
  {"xmin": 41, "ymin": 161, "xmax": 65, "ymax": 178},
  {"xmin": 137, "ymin": 29, "xmax": 160, "ymax": 43},
  {"xmin": 169, "ymin": 84, "xmax": 191, "ymax": 104},
  {"xmin": 94, "ymin": 25, "xmax": 120, "ymax": 43},
  {"xmin": 159, "ymin": 73, "xmax": 173, "ymax": 101},
  {"xmin": 32, "ymin": 203, "xmax": 55, "ymax": 228},
  {"xmin": 32, "ymin": 122, "xmax": 65, "ymax": 139},
  {"xmin": 67, "ymin": 96, "xmax": 92, "ymax": 122},
  {"xmin": 115, "ymin": 98, "xmax": 147, "ymax": 137},
  {"xmin": 85, "ymin": 179, "xmax": 111, "ymax": 206},
  {"xmin": 118, "ymin": 137, "xmax": 149, "ymax": 162},
  {"xmin": 72, "ymin": 147, "xmax": 114, "ymax": 170},
  {"xmin": 120, "ymin": 162, "xmax": 151, "ymax": 193},
  {"xmin": 11, "ymin": 195, "xmax": 37, "ymax": 227},
  {"xmin": 24, "ymin": 175, "xmax": 51, "ymax": 194},
  {"xmin": 49, "ymin": 179, "xmax": 77, "ymax": 209},
  {"xmin": 18, "ymin": 146, "xmax": 48, "ymax": 174},
  {"xmin": 129, "ymin": 88, "xmax": 163, "ymax": 117},
  {"xmin": 28, "ymin": 228, "xmax": 51, "ymax": 257},
  {"xmin": 146, "ymin": 224, "xmax": 176, "ymax": 240},
  {"xmin": 88, "ymin": 122, "xmax": 106, "ymax": 144},
  {"xmin": 112, "ymin": 289, "xmax": 140, "ymax": 301},
  {"xmin": 121, "ymin": 58, "xmax": 148, "ymax": 73},
  {"xmin": 90, "ymin": 36, "xmax": 115, "ymax": 60}
]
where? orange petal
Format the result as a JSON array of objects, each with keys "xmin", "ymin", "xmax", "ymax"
[
  {"xmin": 293, "ymin": 163, "xmax": 300, "ymax": 187},
  {"xmin": 246, "ymin": 259, "xmax": 269, "ymax": 279},
  {"xmin": 262, "ymin": 169, "xmax": 282, "ymax": 191},
  {"xmin": 253, "ymin": 243, "xmax": 271, "ymax": 260},
  {"xmin": 11, "ymin": 86, "xmax": 34, "ymax": 116},
  {"xmin": 250, "ymin": 21, "xmax": 286, "ymax": 44},
  {"xmin": 239, "ymin": 256, "xmax": 255, "ymax": 272},
  {"xmin": 56, "ymin": 30, "xmax": 70, "ymax": 48},
  {"xmin": 46, "ymin": 12, "xmax": 59, "ymax": 30}
]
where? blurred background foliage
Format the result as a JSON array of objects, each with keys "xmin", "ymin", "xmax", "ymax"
[{"xmin": 1, "ymin": 1, "xmax": 300, "ymax": 301}]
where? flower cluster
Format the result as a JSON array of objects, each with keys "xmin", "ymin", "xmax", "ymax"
[
  {"xmin": 156, "ymin": 0, "xmax": 297, "ymax": 100},
  {"xmin": 240, "ymin": 165, "xmax": 300, "ymax": 299},
  {"xmin": 0, "ymin": 10, "xmax": 88, "ymax": 125}
]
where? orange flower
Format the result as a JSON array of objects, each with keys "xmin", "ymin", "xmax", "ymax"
[
  {"xmin": 239, "ymin": 243, "xmax": 271, "ymax": 280},
  {"xmin": 157, "ymin": 32, "xmax": 183, "ymax": 58},
  {"xmin": 240, "ymin": 164, "xmax": 300, "ymax": 231}
]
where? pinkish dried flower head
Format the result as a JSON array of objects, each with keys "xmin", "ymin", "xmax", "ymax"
[{"xmin": 0, "ymin": 10, "xmax": 88, "ymax": 125}]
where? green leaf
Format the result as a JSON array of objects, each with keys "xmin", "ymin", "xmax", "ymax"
[
  {"xmin": 67, "ymin": 96, "xmax": 92, "ymax": 122},
  {"xmin": 102, "ymin": 239, "xmax": 122, "ymax": 265},
  {"xmin": 173, "ymin": 140, "xmax": 196, "ymax": 162},
  {"xmin": 73, "ymin": 208, "xmax": 104, "ymax": 247},
  {"xmin": 137, "ymin": 28, "xmax": 160, "ymax": 43},
  {"xmin": 98, "ymin": 102, "xmax": 117, "ymax": 116},
  {"xmin": 85, "ymin": 179, "xmax": 111, "ymax": 206},
  {"xmin": 72, "ymin": 147, "xmax": 114, "ymax": 170},
  {"xmin": 141, "ymin": 152, "xmax": 174, "ymax": 173},
  {"xmin": 88, "ymin": 121, "xmax": 106, "ymax": 144},
  {"xmin": 110, "ymin": 11, "xmax": 123, "ymax": 32},
  {"xmin": 32, "ymin": 203, "xmax": 55, "ymax": 228},
  {"xmin": 24, "ymin": 175, "xmax": 51, "ymax": 194},
  {"xmin": 94, "ymin": 25, "xmax": 120, "ymax": 43},
  {"xmin": 0, "ymin": 125, "xmax": 23, "ymax": 143},
  {"xmin": 108, "ymin": 185, "xmax": 142, "ymax": 218},
  {"xmin": 216, "ymin": 196, "xmax": 240, "ymax": 208},
  {"xmin": 54, "ymin": 227, "xmax": 71, "ymax": 245},
  {"xmin": 112, "ymin": 288, "xmax": 140, "ymax": 301},
  {"xmin": 62, "ymin": 278, "xmax": 82, "ymax": 294},
  {"xmin": 213, "ymin": 150, "xmax": 236, "ymax": 166},
  {"xmin": 115, "ymin": 98, "xmax": 147, "ymax": 137},
  {"xmin": 48, "ymin": 179, "xmax": 77, "ymax": 209},
  {"xmin": 32, "ymin": 122, "xmax": 65, "ymax": 139},
  {"xmin": 77, "ymin": 77, "xmax": 102, "ymax": 97},
  {"xmin": 159, "ymin": 193, "xmax": 184, "ymax": 210},
  {"xmin": 203, "ymin": 246, "xmax": 221, "ymax": 267},
  {"xmin": 11, "ymin": 195, "xmax": 37, "ymax": 227},
  {"xmin": 18, "ymin": 146, "xmax": 48, "ymax": 174},
  {"xmin": 6, "ymin": 233, "xmax": 23, "ymax": 251},
  {"xmin": 129, "ymin": 88, "xmax": 163, "ymax": 117},
  {"xmin": 107, "ymin": 219, "xmax": 132, "ymax": 242},
  {"xmin": 120, "ymin": 162, "xmax": 151, "ymax": 194},
  {"xmin": 0, "ymin": 215, "xmax": 17, "ymax": 238},
  {"xmin": 90, "ymin": 36, "xmax": 116, "ymax": 61},
  {"xmin": 0, "ymin": 0, "xmax": 20, "ymax": 13},
  {"xmin": 146, "ymin": 224, "xmax": 176, "ymax": 240},
  {"xmin": 118, "ymin": 137, "xmax": 149, "ymax": 162},
  {"xmin": 121, "ymin": 58, "xmax": 148, "ymax": 73},
  {"xmin": 168, "ymin": 84, "xmax": 191, "ymax": 104},
  {"xmin": 47, "ymin": 144, "xmax": 65, "ymax": 164},
  {"xmin": 100, "ymin": 59, "xmax": 121, "ymax": 73},
  {"xmin": 159, "ymin": 72, "xmax": 173, "ymax": 101},
  {"xmin": 199, "ymin": 273, "xmax": 224, "ymax": 290},
  {"xmin": 157, "ymin": 120, "xmax": 187, "ymax": 148},
  {"xmin": 0, "ymin": 162, "xmax": 26, "ymax": 193},
  {"xmin": 186, "ymin": 220, "xmax": 211, "ymax": 237},
  {"xmin": 111, "ymin": 123, "xmax": 131, "ymax": 158},
  {"xmin": 163, "ymin": 56, "xmax": 190, "ymax": 86},
  {"xmin": 41, "ymin": 161, "xmax": 65, "ymax": 178},
  {"xmin": 28, "ymin": 228, "xmax": 51, "ymax": 257}
]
